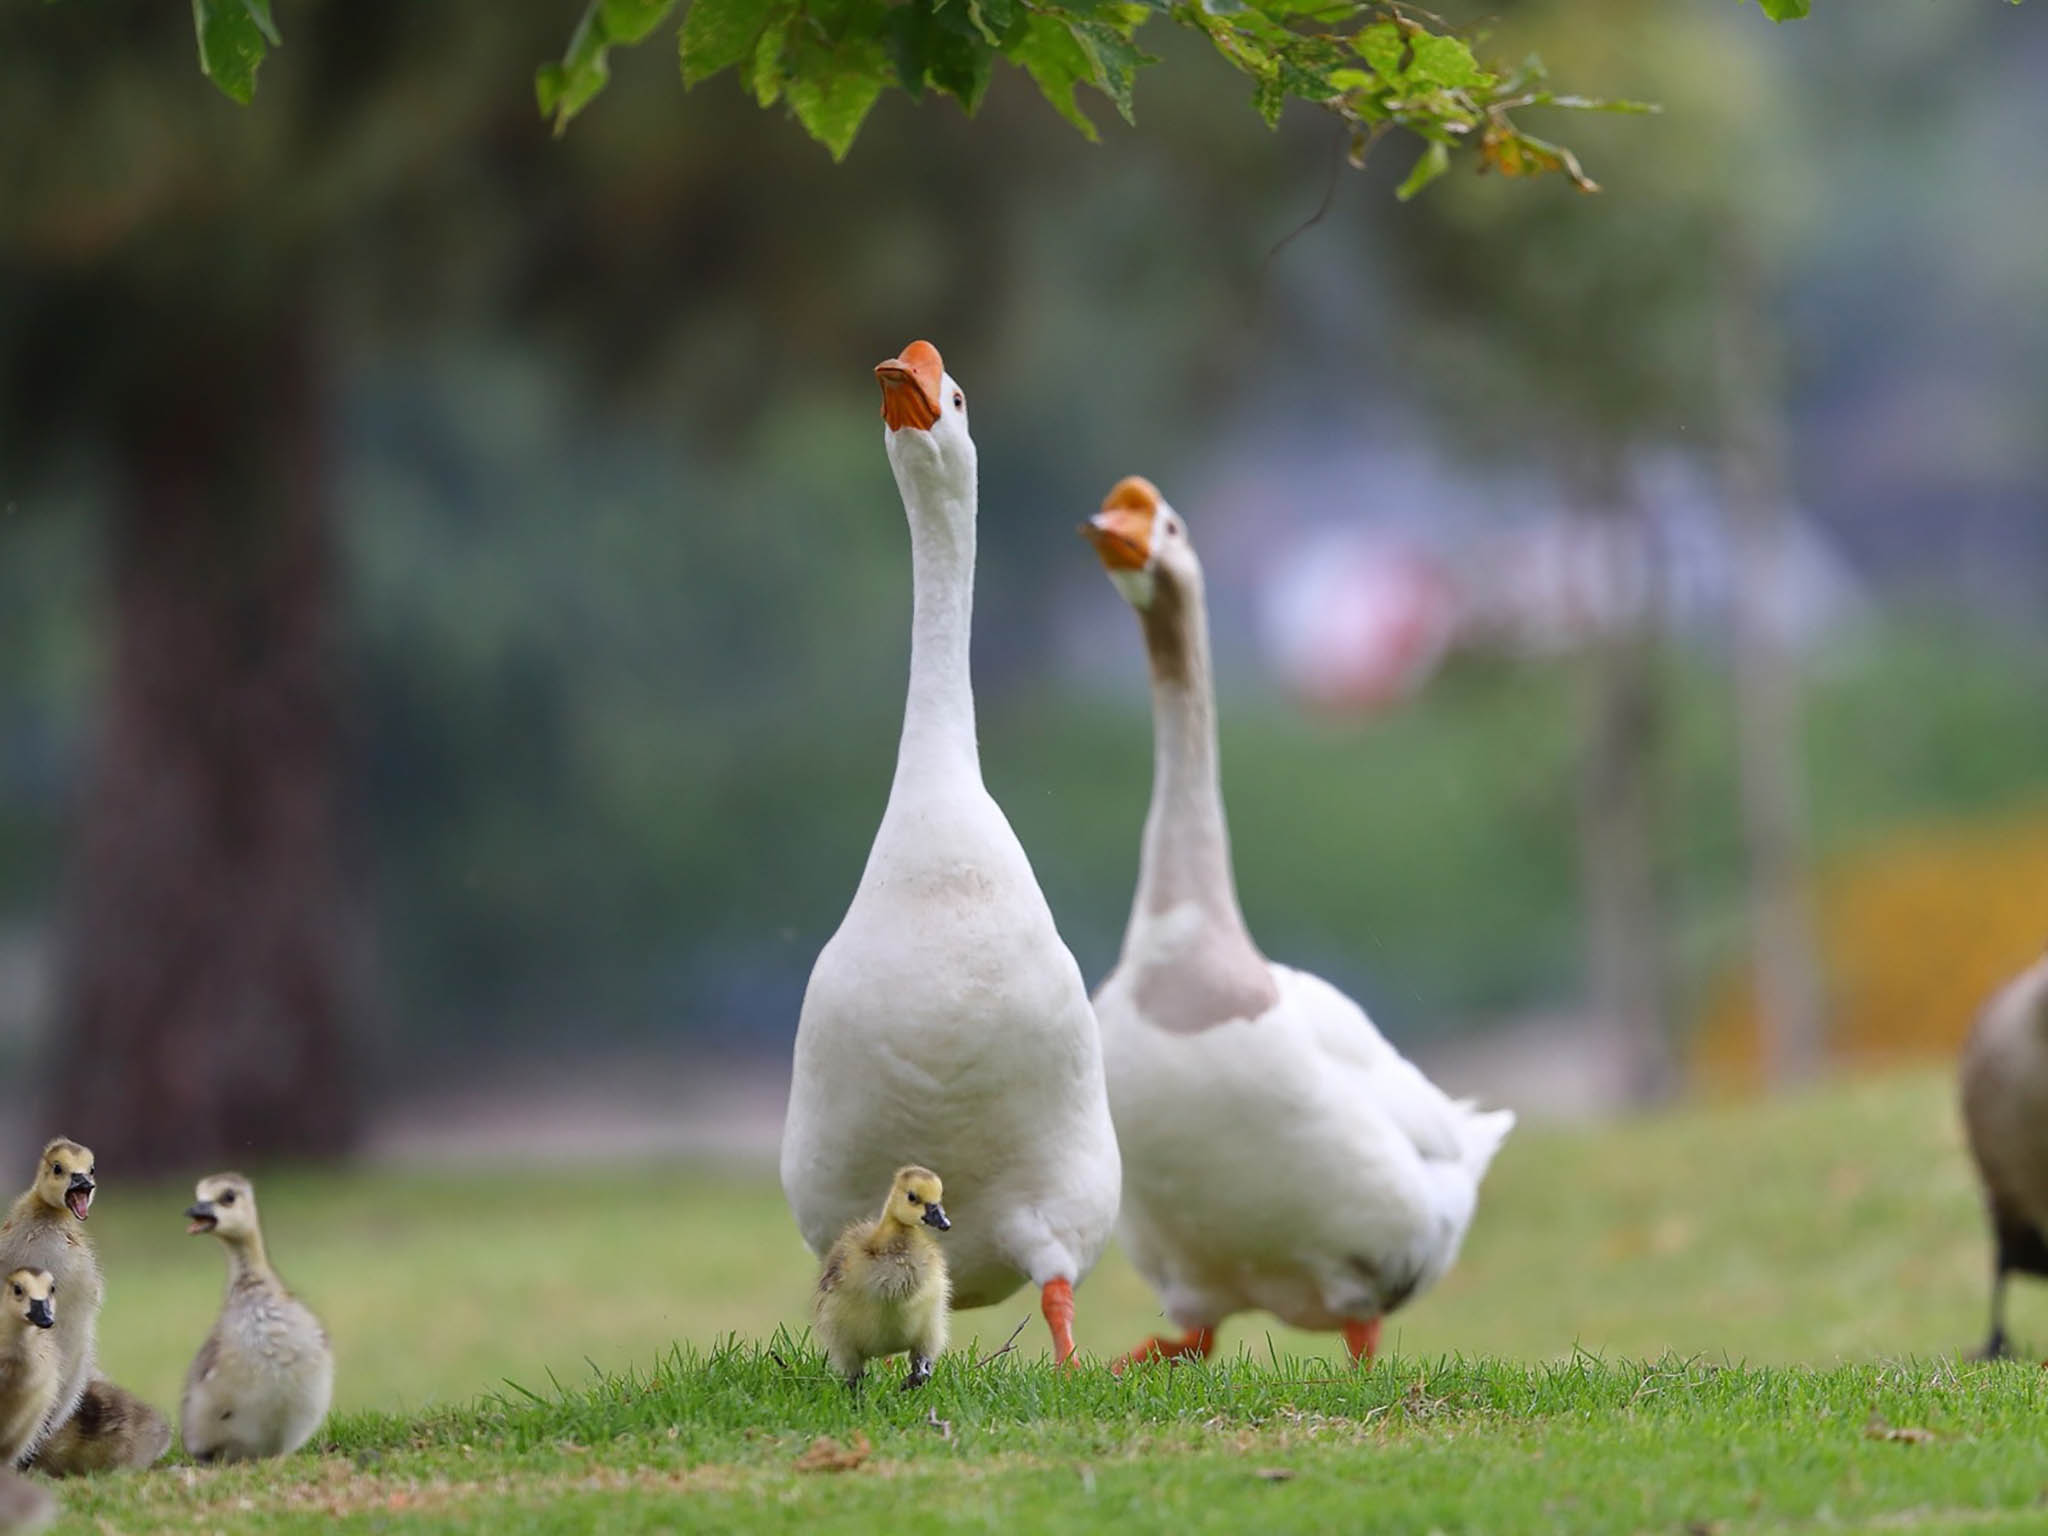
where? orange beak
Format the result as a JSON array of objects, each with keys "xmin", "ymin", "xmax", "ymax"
[
  {"xmin": 876, "ymin": 340, "xmax": 944, "ymax": 432},
  {"xmin": 1080, "ymin": 475, "xmax": 1161, "ymax": 571}
]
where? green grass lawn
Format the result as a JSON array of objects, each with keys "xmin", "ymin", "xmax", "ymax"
[{"xmin": 39, "ymin": 1067, "xmax": 2048, "ymax": 1532}]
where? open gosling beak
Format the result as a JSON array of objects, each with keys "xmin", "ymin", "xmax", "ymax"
[
  {"xmin": 25, "ymin": 1298, "xmax": 52, "ymax": 1330},
  {"xmin": 876, "ymin": 340, "xmax": 943, "ymax": 433},
  {"xmin": 185, "ymin": 1202, "xmax": 218, "ymax": 1236},
  {"xmin": 66, "ymin": 1174, "xmax": 93, "ymax": 1222},
  {"xmin": 921, "ymin": 1202, "xmax": 951, "ymax": 1231}
]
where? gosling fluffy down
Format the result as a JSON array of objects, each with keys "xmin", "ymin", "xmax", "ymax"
[
  {"xmin": 0, "ymin": 1141, "xmax": 169, "ymax": 1477},
  {"xmin": 0, "ymin": 1271, "xmax": 58, "ymax": 1470},
  {"xmin": 813, "ymin": 1167, "xmax": 951, "ymax": 1389},
  {"xmin": 181, "ymin": 1175, "xmax": 333, "ymax": 1463},
  {"xmin": 0, "ymin": 1141, "xmax": 102, "ymax": 1464}
]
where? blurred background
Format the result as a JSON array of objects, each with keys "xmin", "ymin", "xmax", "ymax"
[{"xmin": 1, "ymin": 0, "xmax": 2045, "ymax": 1403}]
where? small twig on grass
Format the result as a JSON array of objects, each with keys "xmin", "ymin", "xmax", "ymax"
[
  {"xmin": 977, "ymin": 1316, "xmax": 1032, "ymax": 1367},
  {"xmin": 925, "ymin": 1408, "xmax": 953, "ymax": 1441},
  {"xmin": 769, "ymin": 1351, "xmax": 791, "ymax": 1371}
]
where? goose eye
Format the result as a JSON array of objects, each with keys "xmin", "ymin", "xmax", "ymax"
[{"xmin": 951, "ymin": 392, "xmax": 964, "ymax": 411}]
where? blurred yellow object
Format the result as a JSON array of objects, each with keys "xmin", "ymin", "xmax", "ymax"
[{"xmin": 1698, "ymin": 807, "xmax": 2048, "ymax": 1090}]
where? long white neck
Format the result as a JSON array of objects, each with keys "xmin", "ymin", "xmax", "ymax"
[
  {"xmin": 893, "ymin": 466, "xmax": 981, "ymax": 788},
  {"xmin": 1130, "ymin": 568, "xmax": 1254, "ymax": 941}
]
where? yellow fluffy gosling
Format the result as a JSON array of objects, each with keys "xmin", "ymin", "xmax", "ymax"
[
  {"xmin": 0, "ymin": 1272, "xmax": 57, "ymax": 1469},
  {"xmin": 181, "ymin": 1175, "xmax": 333, "ymax": 1463},
  {"xmin": 813, "ymin": 1167, "xmax": 951, "ymax": 1389}
]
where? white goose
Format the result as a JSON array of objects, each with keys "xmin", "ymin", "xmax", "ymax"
[
  {"xmin": 781, "ymin": 341, "xmax": 1120, "ymax": 1363},
  {"xmin": 1082, "ymin": 475, "xmax": 1513, "ymax": 1368}
]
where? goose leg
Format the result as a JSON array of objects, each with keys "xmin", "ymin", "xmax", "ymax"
[
  {"xmin": 1111, "ymin": 1327, "xmax": 1217, "ymax": 1373},
  {"xmin": 1974, "ymin": 1265, "xmax": 2011, "ymax": 1361},
  {"xmin": 901, "ymin": 1355, "xmax": 934, "ymax": 1391},
  {"xmin": 1342, "ymin": 1318, "xmax": 1382, "ymax": 1367},
  {"xmin": 1041, "ymin": 1278, "xmax": 1078, "ymax": 1366}
]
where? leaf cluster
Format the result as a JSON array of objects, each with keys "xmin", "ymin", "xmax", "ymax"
[
  {"xmin": 183, "ymin": 0, "xmax": 1657, "ymax": 196},
  {"xmin": 174, "ymin": 0, "xmax": 2024, "ymax": 197}
]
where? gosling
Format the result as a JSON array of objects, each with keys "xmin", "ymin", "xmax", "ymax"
[
  {"xmin": 0, "ymin": 1471, "xmax": 52, "ymax": 1536},
  {"xmin": 0, "ymin": 1272, "xmax": 57, "ymax": 1469},
  {"xmin": 0, "ymin": 1141, "xmax": 101, "ymax": 1462},
  {"xmin": 813, "ymin": 1166, "xmax": 951, "ymax": 1390},
  {"xmin": 181, "ymin": 1174, "xmax": 333, "ymax": 1463},
  {"xmin": 1961, "ymin": 951, "xmax": 2048, "ymax": 1358}
]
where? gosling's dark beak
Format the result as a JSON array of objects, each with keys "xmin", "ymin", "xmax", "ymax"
[
  {"xmin": 921, "ymin": 1202, "xmax": 950, "ymax": 1231},
  {"xmin": 68, "ymin": 1173, "xmax": 93, "ymax": 1195},
  {"xmin": 25, "ymin": 1298, "xmax": 52, "ymax": 1330},
  {"xmin": 185, "ymin": 1202, "xmax": 218, "ymax": 1236}
]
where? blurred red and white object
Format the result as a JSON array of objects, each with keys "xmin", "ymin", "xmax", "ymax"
[{"xmin": 1258, "ymin": 529, "xmax": 1460, "ymax": 711}]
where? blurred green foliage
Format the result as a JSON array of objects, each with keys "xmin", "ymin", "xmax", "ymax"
[{"xmin": 162, "ymin": 0, "xmax": 1657, "ymax": 189}]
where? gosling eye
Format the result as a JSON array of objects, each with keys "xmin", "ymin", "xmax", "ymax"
[
  {"xmin": 906, "ymin": 1192, "xmax": 922, "ymax": 1206},
  {"xmin": 49, "ymin": 1165, "xmax": 60, "ymax": 1177},
  {"xmin": 218, "ymin": 1192, "xmax": 237, "ymax": 1206}
]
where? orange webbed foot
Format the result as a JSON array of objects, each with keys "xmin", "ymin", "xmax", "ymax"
[
  {"xmin": 1042, "ymin": 1278, "xmax": 1078, "ymax": 1367},
  {"xmin": 1342, "ymin": 1317, "xmax": 1382, "ymax": 1367},
  {"xmin": 1110, "ymin": 1327, "xmax": 1217, "ymax": 1375}
]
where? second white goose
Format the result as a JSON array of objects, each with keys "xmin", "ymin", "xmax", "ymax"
[{"xmin": 1082, "ymin": 475, "xmax": 1513, "ymax": 1369}]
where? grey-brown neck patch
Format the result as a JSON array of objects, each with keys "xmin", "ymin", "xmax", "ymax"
[{"xmin": 1132, "ymin": 929, "xmax": 1279, "ymax": 1033}]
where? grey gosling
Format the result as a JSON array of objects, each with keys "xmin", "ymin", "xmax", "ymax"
[
  {"xmin": 1961, "ymin": 951, "xmax": 2048, "ymax": 1359},
  {"xmin": 0, "ymin": 1139, "xmax": 169, "ymax": 1476},
  {"xmin": 0, "ymin": 1472, "xmax": 52, "ymax": 1536},
  {"xmin": 30, "ymin": 1380, "xmax": 170, "ymax": 1476},
  {"xmin": 0, "ymin": 1272, "xmax": 57, "ymax": 1470},
  {"xmin": 813, "ymin": 1166, "xmax": 951, "ymax": 1390},
  {"xmin": 182, "ymin": 1174, "xmax": 333, "ymax": 1462}
]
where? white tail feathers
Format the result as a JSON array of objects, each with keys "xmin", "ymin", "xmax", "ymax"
[{"xmin": 1457, "ymin": 1105, "xmax": 1516, "ymax": 1182}]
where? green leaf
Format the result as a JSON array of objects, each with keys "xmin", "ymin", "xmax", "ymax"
[
  {"xmin": 1753, "ymin": 0, "xmax": 1812, "ymax": 17},
  {"xmin": 784, "ymin": 67, "xmax": 887, "ymax": 159},
  {"xmin": 241, "ymin": 0, "xmax": 281, "ymax": 47},
  {"xmin": 1352, "ymin": 21, "xmax": 1492, "ymax": 92},
  {"xmin": 965, "ymin": 0, "xmax": 1021, "ymax": 47},
  {"xmin": 191, "ymin": 0, "xmax": 278, "ymax": 104},
  {"xmin": 1252, "ymin": 69, "xmax": 1284, "ymax": 126},
  {"xmin": 750, "ymin": 12, "xmax": 793, "ymax": 105},
  {"xmin": 1394, "ymin": 139, "xmax": 1447, "ymax": 200},
  {"xmin": 928, "ymin": 4, "xmax": 995, "ymax": 108},
  {"xmin": 538, "ymin": 0, "xmax": 680, "ymax": 134},
  {"xmin": 1068, "ymin": 15, "xmax": 1147, "ymax": 123},
  {"xmin": 1009, "ymin": 11, "xmax": 1098, "ymax": 138},
  {"xmin": 678, "ymin": 0, "xmax": 761, "ymax": 84}
]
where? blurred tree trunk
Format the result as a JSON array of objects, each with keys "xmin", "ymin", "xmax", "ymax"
[
  {"xmin": 52, "ymin": 317, "xmax": 359, "ymax": 1170},
  {"xmin": 1720, "ymin": 234, "xmax": 1827, "ymax": 1087},
  {"xmin": 1573, "ymin": 459, "xmax": 1673, "ymax": 1104}
]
